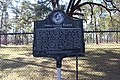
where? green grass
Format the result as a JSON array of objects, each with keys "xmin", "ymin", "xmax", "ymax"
[{"xmin": 0, "ymin": 43, "xmax": 120, "ymax": 80}]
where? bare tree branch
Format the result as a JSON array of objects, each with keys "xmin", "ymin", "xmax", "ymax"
[
  {"xmin": 99, "ymin": 7, "xmax": 103, "ymax": 17},
  {"xmin": 38, "ymin": 0, "xmax": 48, "ymax": 4},
  {"xmin": 90, "ymin": 4, "xmax": 94, "ymax": 24},
  {"xmin": 66, "ymin": 0, "xmax": 75, "ymax": 14},
  {"xmin": 105, "ymin": 0, "xmax": 112, "ymax": 2},
  {"xmin": 66, "ymin": 0, "xmax": 73, "ymax": 14},
  {"xmin": 71, "ymin": 0, "xmax": 75, "ymax": 8},
  {"xmin": 0, "ymin": 1, "xmax": 3, "ymax": 6},
  {"xmin": 38, "ymin": 0, "xmax": 52, "ymax": 10},
  {"xmin": 74, "ymin": 0, "xmax": 81, "ymax": 7},
  {"xmin": 69, "ymin": 2, "xmax": 112, "ymax": 18},
  {"xmin": 103, "ymin": 0, "xmax": 108, "ymax": 8},
  {"xmin": 110, "ymin": 0, "xmax": 120, "ymax": 12}
]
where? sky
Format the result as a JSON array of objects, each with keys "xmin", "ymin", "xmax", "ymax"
[
  {"xmin": 8, "ymin": 0, "xmax": 103, "ymax": 19},
  {"xmin": 8, "ymin": 0, "xmax": 69, "ymax": 18}
]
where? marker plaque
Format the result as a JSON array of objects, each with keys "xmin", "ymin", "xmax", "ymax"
[{"xmin": 33, "ymin": 10, "xmax": 85, "ymax": 59}]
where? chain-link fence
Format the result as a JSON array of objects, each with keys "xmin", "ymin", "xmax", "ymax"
[{"xmin": 0, "ymin": 31, "xmax": 120, "ymax": 80}]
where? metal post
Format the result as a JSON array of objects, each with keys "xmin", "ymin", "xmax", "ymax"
[
  {"xmin": 76, "ymin": 56, "xmax": 78, "ymax": 80},
  {"xmin": 56, "ymin": 57, "xmax": 62, "ymax": 80},
  {"xmin": 57, "ymin": 68, "xmax": 61, "ymax": 80}
]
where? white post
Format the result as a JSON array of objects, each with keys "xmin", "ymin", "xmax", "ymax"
[{"xmin": 57, "ymin": 68, "xmax": 61, "ymax": 80}]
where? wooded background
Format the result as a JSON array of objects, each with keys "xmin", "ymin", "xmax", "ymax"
[{"xmin": 0, "ymin": 0, "xmax": 120, "ymax": 45}]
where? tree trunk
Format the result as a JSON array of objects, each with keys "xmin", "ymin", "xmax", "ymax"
[
  {"xmin": 18, "ymin": 35, "xmax": 21, "ymax": 45},
  {"xmin": 107, "ymin": 34, "xmax": 109, "ymax": 43},
  {"xmin": 94, "ymin": 15, "xmax": 99, "ymax": 44},
  {"xmin": 96, "ymin": 34, "xmax": 99, "ymax": 44},
  {"xmin": 92, "ymin": 33, "xmax": 95, "ymax": 43},
  {"xmin": 26, "ymin": 36, "xmax": 29, "ymax": 45},
  {"xmin": 99, "ymin": 34, "xmax": 102, "ymax": 43},
  {"xmin": 3, "ymin": 35, "xmax": 7, "ymax": 45},
  {"xmin": 116, "ymin": 32, "xmax": 118, "ymax": 43},
  {"xmin": 0, "ymin": 12, "xmax": 4, "ymax": 47},
  {"xmin": 116, "ymin": 27, "xmax": 119, "ymax": 43},
  {"xmin": 22, "ymin": 34, "xmax": 24, "ymax": 45},
  {"xmin": 15, "ymin": 35, "xmax": 18, "ymax": 45},
  {"xmin": 0, "ymin": 34, "xmax": 1, "ymax": 47}
]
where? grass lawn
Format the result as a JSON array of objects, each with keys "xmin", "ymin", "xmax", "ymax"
[{"xmin": 0, "ymin": 43, "xmax": 120, "ymax": 80}]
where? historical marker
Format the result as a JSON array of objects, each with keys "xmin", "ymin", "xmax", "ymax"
[{"xmin": 33, "ymin": 10, "xmax": 85, "ymax": 60}]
